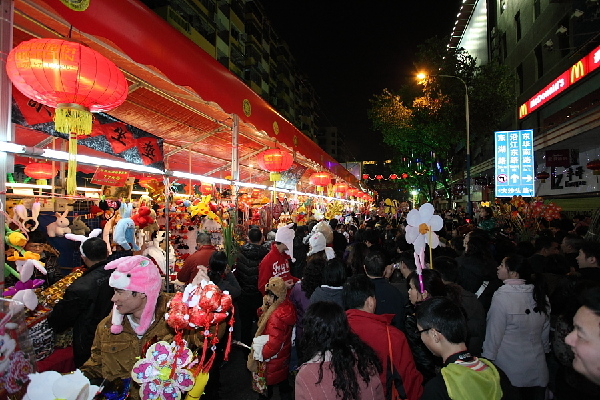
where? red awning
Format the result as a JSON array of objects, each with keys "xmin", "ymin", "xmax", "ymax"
[{"xmin": 12, "ymin": 0, "xmax": 358, "ymax": 189}]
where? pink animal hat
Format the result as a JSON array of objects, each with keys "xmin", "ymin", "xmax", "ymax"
[{"xmin": 105, "ymin": 255, "xmax": 162, "ymax": 335}]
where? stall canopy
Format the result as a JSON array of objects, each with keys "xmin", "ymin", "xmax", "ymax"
[{"xmin": 10, "ymin": 0, "xmax": 359, "ymax": 190}]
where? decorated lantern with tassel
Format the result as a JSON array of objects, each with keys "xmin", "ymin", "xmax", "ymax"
[
  {"xmin": 6, "ymin": 38, "xmax": 128, "ymax": 195},
  {"xmin": 334, "ymin": 182, "xmax": 348, "ymax": 197},
  {"xmin": 24, "ymin": 162, "xmax": 54, "ymax": 185},
  {"xmin": 587, "ymin": 159, "xmax": 600, "ymax": 175},
  {"xmin": 257, "ymin": 148, "xmax": 294, "ymax": 182},
  {"xmin": 310, "ymin": 171, "xmax": 331, "ymax": 193}
]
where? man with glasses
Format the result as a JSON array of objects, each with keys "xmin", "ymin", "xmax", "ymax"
[{"xmin": 416, "ymin": 297, "xmax": 516, "ymax": 399}]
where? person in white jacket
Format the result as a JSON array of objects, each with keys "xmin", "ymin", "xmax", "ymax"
[{"xmin": 482, "ymin": 254, "xmax": 550, "ymax": 400}]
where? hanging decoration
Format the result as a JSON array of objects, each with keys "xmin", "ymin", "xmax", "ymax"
[
  {"xmin": 536, "ymin": 171, "xmax": 550, "ymax": 183},
  {"xmin": 587, "ymin": 159, "xmax": 600, "ymax": 175},
  {"xmin": 6, "ymin": 38, "xmax": 128, "ymax": 194},
  {"xmin": 405, "ymin": 203, "xmax": 443, "ymax": 293},
  {"xmin": 333, "ymin": 183, "xmax": 348, "ymax": 197},
  {"xmin": 257, "ymin": 148, "xmax": 294, "ymax": 182},
  {"xmin": 23, "ymin": 162, "xmax": 54, "ymax": 185},
  {"xmin": 309, "ymin": 171, "xmax": 331, "ymax": 193}
]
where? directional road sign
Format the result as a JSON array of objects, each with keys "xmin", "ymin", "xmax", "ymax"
[{"xmin": 495, "ymin": 129, "xmax": 535, "ymax": 197}]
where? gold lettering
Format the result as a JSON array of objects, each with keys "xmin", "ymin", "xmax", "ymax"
[{"xmin": 570, "ymin": 61, "xmax": 585, "ymax": 83}]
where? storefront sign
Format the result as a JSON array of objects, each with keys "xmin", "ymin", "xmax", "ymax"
[
  {"xmin": 545, "ymin": 149, "xmax": 571, "ymax": 167},
  {"xmin": 495, "ymin": 129, "xmax": 535, "ymax": 197},
  {"xmin": 91, "ymin": 167, "xmax": 129, "ymax": 186},
  {"xmin": 519, "ymin": 44, "xmax": 600, "ymax": 119},
  {"xmin": 536, "ymin": 147, "xmax": 599, "ymax": 196}
]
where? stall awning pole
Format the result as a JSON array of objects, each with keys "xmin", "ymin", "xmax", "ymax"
[
  {"xmin": 231, "ymin": 114, "xmax": 239, "ymax": 199},
  {"xmin": 0, "ymin": 0, "xmax": 15, "ymax": 293}
]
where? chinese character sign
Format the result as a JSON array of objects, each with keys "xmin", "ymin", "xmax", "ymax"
[{"xmin": 495, "ymin": 129, "xmax": 535, "ymax": 197}]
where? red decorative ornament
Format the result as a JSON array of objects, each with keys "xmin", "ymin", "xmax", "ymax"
[
  {"xmin": 138, "ymin": 177, "xmax": 156, "ymax": 189},
  {"xmin": 334, "ymin": 183, "xmax": 348, "ymax": 193},
  {"xmin": 6, "ymin": 38, "xmax": 128, "ymax": 195},
  {"xmin": 362, "ymin": 174, "xmax": 369, "ymax": 180},
  {"xmin": 587, "ymin": 159, "xmax": 600, "ymax": 175},
  {"xmin": 401, "ymin": 173, "xmax": 409, "ymax": 179},
  {"xmin": 251, "ymin": 188, "xmax": 261, "ymax": 198},
  {"xmin": 257, "ymin": 148, "xmax": 294, "ymax": 181},
  {"xmin": 536, "ymin": 171, "xmax": 550, "ymax": 183},
  {"xmin": 309, "ymin": 172, "xmax": 332, "ymax": 190},
  {"xmin": 389, "ymin": 174, "xmax": 398, "ymax": 180},
  {"xmin": 200, "ymin": 182, "xmax": 213, "ymax": 195},
  {"xmin": 24, "ymin": 162, "xmax": 54, "ymax": 180},
  {"xmin": 347, "ymin": 188, "xmax": 358, "ymax": 197},
  {"xmin": 375, "ymin": 175, "xmax": 384, "ymax": 180}
]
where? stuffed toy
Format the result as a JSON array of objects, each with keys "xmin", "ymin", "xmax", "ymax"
[
  {"xmin": 69, "ymin": 216, "xmax": 90, "ymax": 236},
  {"xmin": 105, "ymin": 256, "xmax": 162, "ymax": 335},
  {"xmin": 131, "ymin": 206, "xmax": 154, "ymax": 230},
  {"xmin": 113, "ymin": 203, "xmax": 139, "ymax": 251},
  {"xmin": 4, "ymin": 250, "xmax": 47, "ymax": 310},
  {"xmin": 311, "ymin": 220, "xmax": 333, "ymax": 245},
  {"xmin": 13, "ymin": 199, "xmax": 41, "ymax": 232},
  {"xmin": 46, "ymin": 210, "xmax": 71, "ymax": 238}
]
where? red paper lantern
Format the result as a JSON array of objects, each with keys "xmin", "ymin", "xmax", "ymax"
[
  {"xmin": 200, "ymin": 183, "xmax": 213, "ymax": 195},
  {"xmin": 375, "ymin": 175, "xmax": 384, "ymax": 180},
  {"xmin": 309, "ymin": 172, "xmax": 332, "ymax": 187},
  {"xmin": 24, "ymin": 162, "xmax": 54, "ymax": 180},
  {"xmin": 347, "ymin": 188, "xmax": 358, "ymax": 197},
  {"xmin": 587, "ymin": 159, "xmax": 600, "ymax": 175},
  {"xmin": 362, "ymin": 174, "xmax": 369, "ymax": 180},
  {"xmin": 257, "ymin": 148, "xmax": 293, "ymax": 181},
  {"xmin": 6, "ymin": 38, "xmax": 128, "ymax": 134},
  {"xmin": 536, "ymin": 171, "xmax": 550, "ymax": 183},
  {"xmin": 389, "ymin": 174, "xmax": 398, "ymax": 180},
  {"xmin": 6, "ymin": 38, "xmax": 128, "ymax": 195},
  {"xmin": 401, "ymin": 173, "xmax": 409, "ymax": 179},
  {"xmin": 334, "ymin": 183, "xmax": 348, "ymax": 193}
]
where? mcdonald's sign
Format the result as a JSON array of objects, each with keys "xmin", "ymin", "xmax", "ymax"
[
  {"xmin": 519, "ymin": 104, "xmax": 529, "ymax": 119},
  {"xmin": 570, "ymin": 61, "xmax": 585, "ymax": 83},
  {"xmin": 519, "ymin": 44, "xmax": 600, "ymax": 119}
]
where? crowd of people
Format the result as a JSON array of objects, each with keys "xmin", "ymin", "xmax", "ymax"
[{"xmin": 10, "ymin": 205, "xmax": 600, "ymax": 400}]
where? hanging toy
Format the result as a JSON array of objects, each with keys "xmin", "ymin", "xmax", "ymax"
[
  {"xmin": 69, "ymin": 215, "xmax": 91, "ymax": 236},
  {"xmin": 13, "ymin": 199, "xmax": 41, "ymax": 232},
  {"xmin": 113, "ymin": 203, "xmax": 140, "ymax": 251},
  {"xmin": 4, "ymin": 251, "xmax": 47, "ymax": 310},
  {"xmin": 132, "ymin": 206, "xmax": 155, "ymax": 229},
  {"xmin": 405, "ymin": 203, "xmax": 443, "ymax": 293},
  {"xmin": 46, "ymin": 210, "xmax": 72, "ymax": 238}
]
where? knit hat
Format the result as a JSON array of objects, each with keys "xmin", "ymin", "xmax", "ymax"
[
  {"xmin": 105, "ymin": 255, "xmax": 162, "ymax": 335},
  {"xmin": 275, "ymin": 223, "xmax": 295, "ymax": 262},
  {"xmin": 307, "ymin": 232, "xmax": 336, "ymax": 260}
]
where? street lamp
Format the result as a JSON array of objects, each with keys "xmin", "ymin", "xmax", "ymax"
[{"xmin": 416, "ymin": 73, "xmax": 471, "ymax": 216}]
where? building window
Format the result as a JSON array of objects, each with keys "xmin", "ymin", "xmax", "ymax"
[
  {"xmin": 535, "ymin": 44, "xmax": 543, "ymax": 79},
  {"xmin": 533, "ymin": 0, "xmax": 541, "ymax": 20},
  {"xmin": 515, "ymin": 11, "xmax": 522, "ymax": 42},
  {"xmin": 516, "ymin": 63, "xmax": 524, "ymax": 94}
]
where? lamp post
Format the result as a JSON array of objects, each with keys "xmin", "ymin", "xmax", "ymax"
[{"xmin": 417, "ymin": 73, "xmax": 471, "ymax": 216}]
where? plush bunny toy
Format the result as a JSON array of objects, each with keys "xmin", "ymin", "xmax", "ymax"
[{"xmin": 46, "ymin": 210, "xmax": 71, "ymax": 238}]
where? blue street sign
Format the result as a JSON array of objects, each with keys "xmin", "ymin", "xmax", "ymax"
[{"xmin": 495, "ymin": 129, "xmax": 535, "ymax": 197}]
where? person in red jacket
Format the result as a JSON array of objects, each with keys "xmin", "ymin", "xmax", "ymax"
[
  {"xmin": 258, "ymin": 224, "xmax": 298, "ymax": 295},
  {"xmin": 248, "ymin": 277, "xmax": 297, "ymax": 400},
  {"xmin": 176, "ymin": 231, "xmax": 216, "ymax": 283},
  {"xmin": 343, "ymin": 274, "xmax": 424, "ymax": 400}
]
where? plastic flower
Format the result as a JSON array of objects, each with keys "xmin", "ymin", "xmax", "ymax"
[
  {"xmin": 405, "ymin": 203, "xmax": 443, "ymax": 252},
  {"xmin": 131, "ymin": 341, "xmax": 195, "ymax": 400}
]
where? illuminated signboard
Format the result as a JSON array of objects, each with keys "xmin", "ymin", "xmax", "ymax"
[
  {"xmin": 495, "ymin": 129, "xmax": 535, "ymax": 197},
  {"xmin": 519, "ymin": 44, "xmax": 600, "ymax": 119}
]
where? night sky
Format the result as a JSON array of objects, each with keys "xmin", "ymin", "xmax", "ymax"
[{"xmin": 262, "ymin": 1, "xmax": 463, "ymax": 161}]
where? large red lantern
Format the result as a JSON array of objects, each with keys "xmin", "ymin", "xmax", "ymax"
[
  {"xmin": 347, "ymin": 188, "xmax": 358, "ymax": 197},
  {"xmin": 6, "ymin": 38, "xmax": 128, "ymax": 195},
  {"xmin": 24, "ymin": 162, "xmax": 54, "ymax": 181},
  {"xmin": 334, "ymin": 183, "xmax": 348, "ymax": 194},
  {"xmin": 587, "ymin": 159, "xmax": 600, "ymax": 175},
  {"xmin": 309, "ymin": 172, "xmax": 331, "ymax": 193},
  {"xmin": 257, "ymin": 148, "xmax": 294, "ymax": 181}
]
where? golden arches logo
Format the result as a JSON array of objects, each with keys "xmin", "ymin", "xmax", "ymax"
[
  {"xmin": 519, "ymin": 104, "xmax": 528, "ymax": 118},
  {"xmin": 570, "ymin": 61, "xmax": 585, "ymax": 83}
]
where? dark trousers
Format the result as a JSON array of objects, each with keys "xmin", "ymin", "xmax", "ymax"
[
  {"xmin": 258, "ymin": 379, "xmax": 293, "ymax": 400},
  {"xmin": 238, "ymin": 292, "xmax": 263, "ymax": 346}
]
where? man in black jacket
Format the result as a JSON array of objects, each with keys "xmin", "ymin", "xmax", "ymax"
[
  {"xmin": 236, "ymin": 227, "xmax": 269, "ymax": 346},
  {"xmin": 48, "ymin": 237, "xmax": 113, "ymax": 367}
]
